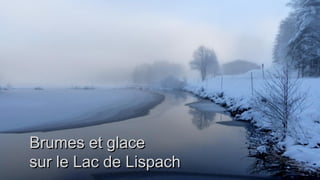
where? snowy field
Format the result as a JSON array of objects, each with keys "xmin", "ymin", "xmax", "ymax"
[
  {"xmin": 185, "ymin": 69, "xmax": 320, "ymax": 169},
  {"xmin": 0, "ymin": 88, "xmax": 164, "ymax": 133}
]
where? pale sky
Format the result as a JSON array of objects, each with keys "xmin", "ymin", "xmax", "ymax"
[{"xmin": 0, "ymin": 0, "xmax": 290, "ymax": 85}]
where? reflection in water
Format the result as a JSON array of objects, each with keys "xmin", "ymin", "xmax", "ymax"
[
  {"xmin": 220, "ymin": 118, "xmax": 302, "ymax": 177},
  {"xmin": 167, "ymin": 90, "xmax": 188, "ymax": 101},
  {"xmin": 0, "ymin": 91, "xmax": 269, "ymax": 179},
  {"xmin": 159, "ymin": 90, "xmax": 188, "ymax": 105},
  {"xmin": 92, "ymin": 170, "xmax": 272, "ymax": 180},
  {"xmin": 189, "ymin": 109, "xmax": 216, "ymax": 130},
  {"xmin": 188, "ymin": 100, "xmax": 298, "ymax": 177}
]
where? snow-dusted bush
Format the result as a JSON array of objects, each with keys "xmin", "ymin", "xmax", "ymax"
[{"xmin": 254, "ymin": 65, "xmax": 307, "ymax": 149}]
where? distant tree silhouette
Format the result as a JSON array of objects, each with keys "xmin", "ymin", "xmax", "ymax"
[{"xmin": 190, "ymin": 46, "xmax": 219, "ymax": 81}]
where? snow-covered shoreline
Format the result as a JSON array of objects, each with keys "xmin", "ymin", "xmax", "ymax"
[
  {"xmin": 0, "ymin": 88, "xmax": 164, "ymax": 133},
  {"xmin": 184, "ymin": 70, "xmax": 320, "ymax": 173}
]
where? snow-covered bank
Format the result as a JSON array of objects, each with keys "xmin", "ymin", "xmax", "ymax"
[
  {"xmin": 0, "ymin": 88, "xmax": 164, "ymax": 133},
  {"xmin": 185, "ymin": 70, "xmax": 320, "ymax": 171}
]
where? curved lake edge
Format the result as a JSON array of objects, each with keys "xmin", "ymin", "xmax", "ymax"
[
  {"xmin": 0, "ymin": 90, "xmax": 274, "ymax": 179},
  {"xmin": 0, "ymin": 88, "xmax": 317, "ymax": 178},
  {"xmin": 0, "ymin": 88, "xmax": 165, "ymax": 133},
  {"xmin": 184, "ymin": 89, "xmax": 320, "ymax": 177}
]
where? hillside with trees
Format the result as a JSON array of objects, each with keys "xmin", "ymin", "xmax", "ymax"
[{"xmin": 274, "ymin": 0, "xmax": 320, "ymax": 77}]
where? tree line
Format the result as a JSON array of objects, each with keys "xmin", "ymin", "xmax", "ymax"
[{"xmin": 274, "ymin": 0, "xmax": 320, "ymax": 77}]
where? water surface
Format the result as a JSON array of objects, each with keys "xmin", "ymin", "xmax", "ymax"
[{"xmin": 0, "ymin": 91, "xmax": 265, "ymax": 179}]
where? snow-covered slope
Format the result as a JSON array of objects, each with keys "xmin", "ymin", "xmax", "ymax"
[
  {"xmin": 0, "ymin": 88, "xmax": 164, "ymax": 132},
  {"xmin": 185, "ymin": 70, "xmax": 320, "ymax": 169}
]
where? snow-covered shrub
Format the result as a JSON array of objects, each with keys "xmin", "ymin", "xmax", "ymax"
[{"xmin": 253, "ymin": 65, "xmax": 307, "ymax": 149}]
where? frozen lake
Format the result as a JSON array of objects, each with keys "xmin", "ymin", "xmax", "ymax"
[{"xmin": 0, "ymin": 90, "xmax": 268, "ymax": 179}]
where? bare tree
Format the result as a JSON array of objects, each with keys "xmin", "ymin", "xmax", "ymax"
[
  {"xmin": 254, "ymin": 64, "xmax": 306, "ymax": 147},
  {"xmin": 190, "ymin": 46, "xmax": 219, "ymax": 81}
]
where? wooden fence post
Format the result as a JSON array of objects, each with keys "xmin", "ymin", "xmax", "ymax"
[
  {"xmin": 220, "ymin": 76, "xmax": 223, "ymax": 91},
  {"xmin": 251, "ymin": 72, "xmax": 254, "ymax": 95}
]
